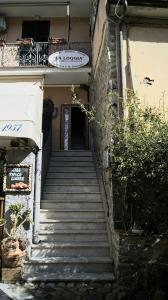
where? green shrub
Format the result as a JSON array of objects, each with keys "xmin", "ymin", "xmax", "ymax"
[
  {"xmin": 110, "ymin": 92, "xmax": 168, "ymax": 233},
  {"xmin": 72, "ymin": 87, "xmax": 168, "ymax": 234}
]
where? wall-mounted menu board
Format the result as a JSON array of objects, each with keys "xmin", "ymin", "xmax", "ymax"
[{"xmin": 3, "ymin": 164, "xmax": 32, "ymax": 192}]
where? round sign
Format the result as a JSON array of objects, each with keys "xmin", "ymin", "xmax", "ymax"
[{"xmin": 48, "ymin": 50, "xmax": 89, "ymax": 69}]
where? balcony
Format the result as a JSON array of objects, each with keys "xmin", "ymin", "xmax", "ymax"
[{"xmin": 0, "ymin": 41, "xmax": 91, "ymax": 68}]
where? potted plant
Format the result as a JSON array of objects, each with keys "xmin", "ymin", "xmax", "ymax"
[
  {"xmin": 16, "ymin": 38, "xmax": 33, "ymax": 46},
  {"xmin": 48, "ymin": 37, "xmax": 66, "ymax": 45},
  {"xmin": 0, "ymin": 203, "xmax": 32, "ymax": 268}
]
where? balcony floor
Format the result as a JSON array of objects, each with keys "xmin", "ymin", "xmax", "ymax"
[{"xmin": 0, "ymin": 66, "xmax": 91, "ymax": 85}]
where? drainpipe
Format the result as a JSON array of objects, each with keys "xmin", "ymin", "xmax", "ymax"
[
  {"xmin": 116, "ymin": 0, "xmax": 128, "ymax": 101},
  {"xmin": 126, "ymin": 25, "xmax": 134, "ymax": 91},
  {"xmin": 67, "ymin": 3, "xmax": 71, "ymax": 47},
  {"xmin": 33, "ymin": 134, "xmax": 43, "ymax": 244},
  {"xmin": 117, "ymin": 23, "xmax": 124, "ymax": 100}
]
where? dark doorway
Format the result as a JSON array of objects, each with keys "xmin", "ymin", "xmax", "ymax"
[
  {"xmin": 22, "ymin": 21, "xmax": 50, "ymax": 42},
  {"xmin": 71, "ymin": 107, "xmax": 86, "ymax": 149},
  {"xmin": 61, "ymin": 105, "xmax": 89, "ymax": 150}
]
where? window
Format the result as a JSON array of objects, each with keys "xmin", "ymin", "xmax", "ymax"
[{"xmin": 22, "ymin": 21, "xmax": 50, "ymax": 42}]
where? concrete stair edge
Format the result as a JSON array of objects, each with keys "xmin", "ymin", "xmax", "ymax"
[{"xmin": 22, "ymin": 272, "xmax": 115, "ymax": 282}]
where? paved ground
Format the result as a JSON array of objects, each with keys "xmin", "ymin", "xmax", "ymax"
[
  {"xmin": 0, "ymin": 289, "xmax": 11, "ymax": 300},
  {"xmin": 0, "ymin": 282, "xmax": 115, "ymax": 300}
]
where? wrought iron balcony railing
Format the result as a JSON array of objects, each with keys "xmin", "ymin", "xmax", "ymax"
[
  {"xmin": 20, "ymin": 43, "xmax": 49, "ymax": 66},
  {"xmin": 0, "ymin": 42, "xmax": 91, "ymax": 67}
]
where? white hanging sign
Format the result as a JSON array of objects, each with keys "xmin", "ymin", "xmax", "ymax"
[{"xmin": 48, "ymin": 50, "xmax": 89, "ymax": 69}]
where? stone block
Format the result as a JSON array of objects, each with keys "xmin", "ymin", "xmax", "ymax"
[{"xmin": 1, "ymin": 267, "xmax": 21, "ymax": 283}]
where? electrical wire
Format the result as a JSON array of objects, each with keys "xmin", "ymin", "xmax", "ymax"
[{"xmin": 114, "ymin": 0, "xmax": 128, "ymax": 20}]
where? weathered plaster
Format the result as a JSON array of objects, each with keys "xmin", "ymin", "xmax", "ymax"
[
  {"xmin": 5, "ymin": 149, "xmax": 36, "ymax": 247},
  {"xmin": 0, "ymin": 45, "xmax": 19, "ymax": 67}
]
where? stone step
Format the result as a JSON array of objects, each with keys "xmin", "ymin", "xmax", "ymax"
[
  {"xmin": 43, "ymin": 185, "xmax": 100, "ymax": 193},
  {"xmin": 41, "ymin": 207, "xmax": 103, "ymax": 212},
  {"xmin": 39, "ymin": 230, "xmax": 108, "ymax": 242},
  {"xmin": 42, "ymin": 193, "xmax": 101, "ymax": 201},
  {"xmin": 41, "ymin": 201, "xmax": 102, "ymax": 209},
  {"xmin": 49, "ymin": 161, "xmax": 95, "ymax": 167},
  {"xmin": 51, "ymin": 151, "xmax": 92, "ymax": 157},
  {"xmin": 40, "ymin": 219, "xmax": 106, "ymax": 231},
  {"xmin": 23, "ymin": 149, "xmax": 113, "ymax": 281},
  {"xmin": 22, "ymin": 272, "xmax": 114, "ymax": 282},
  {"xmin": 50, "ymin": 156, "xmax": 94, "ymax": 162},
  {"xmin": 31, "ymin": 242, "xmax": 110, "ymax": 258},
  {"xmin": 40, "ymin": 209, "xmax": 104, "ymax": 220},
  {"xmin": 47, "ymin": 173, "xmax": 97, "ymax": 179},
  {"xmin": 45, "ymin": 178, "xmax": 98, "ymax": 185},
  {"xmin": 48, "ymin": 166, "xmax": 95, "ymax": 172},
  {"xmin": 23, "ymin": 257, "xmax": 113, "ymax": 274}
]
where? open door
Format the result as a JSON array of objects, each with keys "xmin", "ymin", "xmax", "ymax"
[{"xmin": 61, "ymin": 105, "xmax": 89, "ymax": 150}]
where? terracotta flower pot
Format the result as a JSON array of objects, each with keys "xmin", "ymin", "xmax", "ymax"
[
  {"xmin": 16, "ymin": 38, "xmax": 33, "ymax": 46},
  {"xmin": 1, "ymin": 238, "xmax": 25, "ymax": 267},
  {"xmin": 48, "ymin": 37, "xmax": 66, "ymax": 45}
]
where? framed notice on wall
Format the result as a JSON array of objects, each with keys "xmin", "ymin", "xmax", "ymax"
[{"xmin": 3, "ymin": 164, "xmax": 32, "ymax": 192}]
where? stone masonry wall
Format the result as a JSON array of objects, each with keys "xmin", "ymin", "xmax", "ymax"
[
  {"xmin": 90, "ymin": 0, "xmax": 99, "ymax": 36},
  {"xmin": 90, "ymin": 19, "xmax": 119, "ymax": 264}
]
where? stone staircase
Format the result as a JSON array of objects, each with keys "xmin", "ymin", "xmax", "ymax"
[{"xmin": 23, "ymin": 151, "xmax": 114, "ymax": 281}]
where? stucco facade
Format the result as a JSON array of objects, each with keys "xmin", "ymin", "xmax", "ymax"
[
  {"xmin": 0, "ymin": 17, "xmax": 90, "ymax": 43},
  {"xmin": 0, "ymin": 1, "xmax": 91, "ymax": 270},
  {"xmin": 123, "ymin": 25, "xmax": 168, "ymax": 107},
  {"xmin": 44, "ymin": 87, "xmax": 88, "ymax": 150}
]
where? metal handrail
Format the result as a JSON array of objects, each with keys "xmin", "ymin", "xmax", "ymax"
[
  {"xmin": 19, "ymin": 42, "xmax": 49, "ymax": 66},
  {"xmin": 41, "ymin": 127, "xmax": 52, "ymax": 192},
  {"xmin": 0, "ymin": 196, "xmax": 4, "ymax": 241},
  {"xmin": 20, "ymin": 41, "xmax": 91, "ymax": 66}
]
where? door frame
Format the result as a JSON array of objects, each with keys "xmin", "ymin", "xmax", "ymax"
[{"xmin": 60, "ymin": 104, "xmax": 89, "ymax": 150}]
